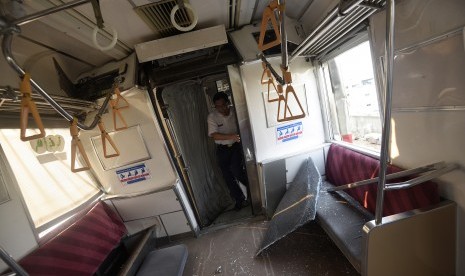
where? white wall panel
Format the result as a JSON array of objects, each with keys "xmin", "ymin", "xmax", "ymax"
[
  {"xmin": 240, "ymin": 57, "xmax": 325, "ymax": 162},
  {"xmin": 80, "ymin": 88, "xmax": 177, "ymax": 194},
  {"xmin": 370, "ymin": 1, "xmax": 465, "ymax": 274}
]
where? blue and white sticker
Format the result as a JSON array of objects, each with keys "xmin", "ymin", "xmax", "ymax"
[
  {"xmin": 116, "ymin": 163, "xmax": 150, "ymax": 185},
  {"xmin": 276, "ymin": 121, "xmax": 303, "ymax": 143}
]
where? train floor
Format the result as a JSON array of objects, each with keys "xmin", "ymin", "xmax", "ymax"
[{"xmin": 165, "ymin": 220, "xmax": 360, "ymax": 276}]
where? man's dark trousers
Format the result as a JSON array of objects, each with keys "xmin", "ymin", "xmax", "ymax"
[{"xmin": 217, "ymin": 142, "xmax": 248, "ymax": 205}]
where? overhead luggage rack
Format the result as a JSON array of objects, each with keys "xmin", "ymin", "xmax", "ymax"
[
  {"xmin": 0, "ymin": 86, "xmax": 98, "ymax": 116},
  {"xmin": 290, "ymin": 0, "xmax": 385, "ymax": 61}
]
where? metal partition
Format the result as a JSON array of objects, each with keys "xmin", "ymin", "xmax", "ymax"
[
  {"xmin": 362, "ymin": 200, "xmax": 456, "ymax": 275},
  {"xmin": 227, "ymin": 64, "xmax": 262, "ymax": 214},
  {"xmin": 259, "ymin": 145, "xmax": 327, "ymax": 217}
]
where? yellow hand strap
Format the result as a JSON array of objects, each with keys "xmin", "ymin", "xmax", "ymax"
[
  {"xmin": 257, "ymin": 2, "xmax": 282, "ymax": 51},
  {"xmin": 70, "ymin": 118, "xmax": 91, "ymax": 172},
  {"xmin": 98, "ymin": 120, "xmax": 120, "ymax": 158},
  {"xmin": 111, "ymin": 87, "xmax": 129, "ymax": 131},
  {"xmin": 277, "ymin": 84, "xmax": 305, "ymax": 122},
  {"xmin": 19, "ymin": 73, "xmax": 46, "ymax": 141}
]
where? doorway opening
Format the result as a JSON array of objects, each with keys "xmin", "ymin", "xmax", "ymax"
[{"xmin": 154, "ymin": 74, "xmax": 255, "ymax": 229}]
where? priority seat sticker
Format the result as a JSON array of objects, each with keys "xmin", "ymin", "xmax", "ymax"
[
  {"xmin": 116, "ymin": 163, "xmax": 151, "ymax": 185},
  {"xmin": 276, "ymin": 121, "xmax": 303, "ymax": 143}
]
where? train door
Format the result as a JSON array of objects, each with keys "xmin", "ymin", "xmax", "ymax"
[{"xmin": 154, "ymin": 73, "xmax": 259, "ymax": 228}]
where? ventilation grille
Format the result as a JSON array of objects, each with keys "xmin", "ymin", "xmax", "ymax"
[{"xmin": 135, "ymin": 0, "xmax": 194, "ymax": 37}]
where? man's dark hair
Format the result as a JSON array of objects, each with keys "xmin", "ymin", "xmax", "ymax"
[{"xmin": 213, "ymin": 92, "xmax": 229, "ymax": 104}]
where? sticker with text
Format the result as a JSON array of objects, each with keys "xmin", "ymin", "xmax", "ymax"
[
  {"xmin": 276, "ymin": 121, "xmax": 303, "ymax": 143},
  {"xmin": 116, "ymin": 163, "xmax": 151, "ymax": 185}
]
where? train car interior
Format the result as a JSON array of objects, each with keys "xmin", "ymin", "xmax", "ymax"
[{"xmin": 0, "ymin": 0, "xmax": 464, "ymax": 275}]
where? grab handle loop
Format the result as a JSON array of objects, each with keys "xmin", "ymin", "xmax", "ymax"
[
  {"xmin": 113, "ymin": 87, "xmax": 129, "ymax": 109},
  {"xmin": 70, "ymin": 118, "xmax": 91, "ymax": 172},
  {"xmin": 92, "ymin": 24, "xmax": 118, "ymax": 51},
  {"xmin": 111, "ymin": 99, "xmax": 128, "ymax": 131},
  {"xmin": 261, "ymin": 62, "xmax": 279, "ymax": 102},
  {"xmin": 278, "ymin": 84, "xmax": 305, "ymax": 122},
  {"xmin": 276, "ymin": 84, "xmax": 291, "ymax": 122},
  {"xmin": 111, "ymin": 87, "xmax": 129, "ymax": 131},
  {"xmin": 98, "ymin": 120, "xmax": 120, "ymax": 158},
  {"xmin": 258, "ymin": 0, "xmax": 282, "ymax": 51},
  {"xmin": 276, "ymin": 69, "xmax": 305, "ymax": 122},
  {"xmin": 19, "ymin": 73, "xmax": 45, "ymax": 141},
  {"xmin": 170, "ymin": 3, "xmax": 198, "ymax": 32}
]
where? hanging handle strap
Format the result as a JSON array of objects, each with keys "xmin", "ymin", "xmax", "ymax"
[
  {"xmin": 70, "ymin": 118, "xmax": 91, "ymax": 172},
  {"xmin": 276, "ymin": 84, "xmax": 291, "ymax": 121},
  {"xmin": 261, "ymin": 62, "xmax": 279, "ymax": 102},
  {"xmin": 111, "ymin": 87, "xmax": 129, "ymax": 131},
  {"xmin": 278, "ymin": 84, "xmax": 305, "ymax": 122},
  {"xmin": 111, "ymin": 99, "xmax": 128, "ymax": 131},
  {"xmin": 113, "ymin": 87, "xmax": 129, "ymax": 109},
  {"xmin": 19, "ymin": 73, "xmax": 45, "ymax": 141},
  {"xmin": 258, "ymin": 1, "xmax": 282, "ymax": 51},
  {"xmin": 98, "ymin": 120, "xmax": 120, "ymax": 158}
]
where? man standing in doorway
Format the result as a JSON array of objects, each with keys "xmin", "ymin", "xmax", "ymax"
[{"xmin": 207, "ymin": 92, "xmax": 249, "ymax": 211}]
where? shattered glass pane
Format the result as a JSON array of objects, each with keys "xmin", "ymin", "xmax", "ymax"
[{"xmin": 257, "ymin": 157, "xmax": 321, "ymax": 255}]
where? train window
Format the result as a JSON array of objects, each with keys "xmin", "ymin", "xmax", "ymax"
[
  {"xmin": 321, "ymin": 40, "xmax": 381, "ymax": 152},
  {"xmin": 0, "ymin": 128, "xmax": 100, "ymax": 236}
]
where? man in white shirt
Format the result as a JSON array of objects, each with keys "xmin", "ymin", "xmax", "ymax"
[{"xmin": 207, "ymin": 92, "xmax": 249, "ymax": 210}]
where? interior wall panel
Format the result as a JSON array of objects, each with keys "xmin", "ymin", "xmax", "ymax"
[
  {"xmin": 240, "ymin": 57, "xmax": 325, "ymax": 163},
  {"xmin": 369, "ymin": 1, "xmax": 465, "ymax": 274}
]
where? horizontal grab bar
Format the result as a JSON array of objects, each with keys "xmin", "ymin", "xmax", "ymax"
[
  {"xmin": 384, "ymin": 163, "xmax": 458, "ymax": 190},
  {"xmin": 325, "ymin": 161, "xmax": 446, "ymax": 192}
]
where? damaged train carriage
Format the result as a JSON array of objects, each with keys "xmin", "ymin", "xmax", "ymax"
[{"xmin": 0, "ymin": 0, "xmax": 464, "ymax": 275}]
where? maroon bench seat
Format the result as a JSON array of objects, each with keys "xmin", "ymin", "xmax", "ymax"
[
  {"xmin": 325, "ymin": 144, "xmax": 440, "ymax": 216},
  {"xmin": 19, "ymin": 202, "xmax": 127, "ymax": 276},
  {"xmin": 315, "ymin": 144, "xmax": 440, "ymax": 273},
  {"xmin": 16, "ymin": 201, "xmax": 189, "ymax": 276}
]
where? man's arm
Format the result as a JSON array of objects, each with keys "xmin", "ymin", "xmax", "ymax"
[{"xmin": 207, "ymin": 113, "xmax": 240, "ymax": 142}]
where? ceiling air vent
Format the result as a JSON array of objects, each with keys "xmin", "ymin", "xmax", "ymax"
[{"xmin": 135, "ymin": 0, "xmax": 194, "ymax": 37}]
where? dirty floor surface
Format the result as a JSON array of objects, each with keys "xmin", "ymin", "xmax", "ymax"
[{"xmin": 168, "ymin": 220, "xmax": 359, "ymax": 276}]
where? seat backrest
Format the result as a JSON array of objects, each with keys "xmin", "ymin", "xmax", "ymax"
[
  {"xmin": 19, "ymin": 201, "xmax": 127, "ymax": 275},
  {"xmin": 325, "ymin": 144, "xmax": 440, "ymax": 216}
]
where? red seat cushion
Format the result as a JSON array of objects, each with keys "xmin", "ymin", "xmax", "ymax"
[
  {"xmin": 19, "ymin": 201, "xmax": 127, "ymax": 276},
  {"xmin": 325, "ymin": 144, "xmax": 440, "ymax": 216}
]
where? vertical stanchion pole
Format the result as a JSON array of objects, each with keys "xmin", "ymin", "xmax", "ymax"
[
  {"xmin": 0, "ymin": 245, "xmax": 29, "ymax": 276},
  {"xmin": 375, "ymin": 0, "xmax": 395, "ymax": 225},
  {"xmin": 279, "ymin": 0, "xmax": 288, "ymax": 69}
]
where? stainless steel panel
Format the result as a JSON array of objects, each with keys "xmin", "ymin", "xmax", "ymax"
[
  {"xmin": 174, "ymin": 180, "xmax": 200, "ymax": 236},
  {"xmin": 227, "ymin": 64, "xmax": 262, "ymax": 215},
  {"xmin": 362, "ymin": 200, "xmax": 456, "ymax": 276},
  {"xmin": 262, "ymin": 159, "xmax": 287, "ymax": 218}
]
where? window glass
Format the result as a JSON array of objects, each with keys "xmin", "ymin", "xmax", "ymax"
[
  {"xmin": 0, "ymin": 128, "xmax": 100, "ymax": 230},
  {"xmin": 322, "ymin": 41, "xmax": 381, "ymax": 151}
]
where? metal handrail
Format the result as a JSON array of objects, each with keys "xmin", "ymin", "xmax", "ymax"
[
  {"xmin": 375, "ymin": 0, "xmax": 395, "ymax": 225},
  {"xmin": 0, "ymin": 86, "xmax": 98, "ymax": 112},
  {"xmin": 0, "ymin": 245, "xmax": 29, "ymax": 276},
  {"xmin": 1, "ymin": 0, "xmax": 113, "ymax": 130},
  {"xmin": 307, "ymin": 7, "xmax": 367, "ymax": 53},
  {"xmin": 279, "ymin": 0, "xmax": 288, "ymax": 69},
  {"xmin": 290, "ymin": 0, "xmax": 366, "ymax": 62},
  {"xmin": 11, "ymin": 0, "xmax": 92, "ymax": 26},
  {"xmin": 385, "ymin": 163, "xmax": 458, "ymax": 190},
  {"xmin": 2, "ymin": 33, "xmax": 113, "ymax": 130},
  {"xmin": 325, "ymin": 162, "xmax": 447, "ymax": 192}
]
